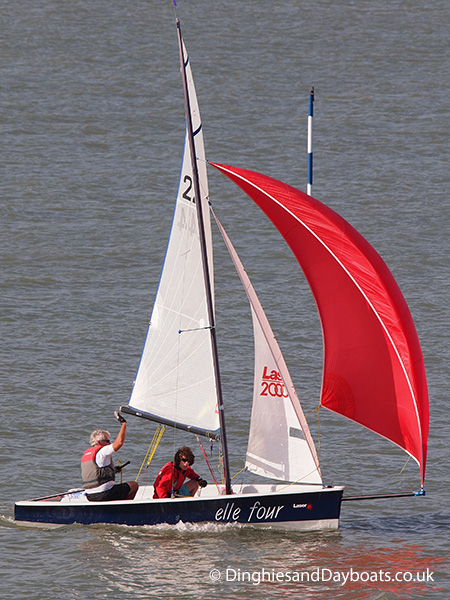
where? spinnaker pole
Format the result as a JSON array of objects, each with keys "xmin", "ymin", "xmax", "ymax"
[
  {"xmin": 176, "ymin": 19, "xmax": 232, "ymax": 495},
  {"xmin": 343, "ymin": 490, "xmax": 425, "ymax": 501}
]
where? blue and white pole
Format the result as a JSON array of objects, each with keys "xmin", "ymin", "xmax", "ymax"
[{"xmin": 307, "ymin": 87, "xmax": 314, "ymax": 196}]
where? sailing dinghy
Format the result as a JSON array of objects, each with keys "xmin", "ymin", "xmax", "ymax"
[{"xmin": 14, "ymin": 20, "xmax": 427, "ymax": 529}]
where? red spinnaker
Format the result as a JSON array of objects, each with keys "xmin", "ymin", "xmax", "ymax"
[{"xmin": 211, "ymin": 163, "xmax": 428, "ymax": 485}]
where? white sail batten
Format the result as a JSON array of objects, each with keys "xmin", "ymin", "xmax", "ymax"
[
  {"xmin": 213, "ymin": 213, "xmax": 322, "ymax": 484},
  {"xmin": 127, "ymin": 43, "xmax": 219, "ymax": 436}
]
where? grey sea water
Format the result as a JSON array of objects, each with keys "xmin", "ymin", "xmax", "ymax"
[{"xmin": 1, "ymin": 1, "xmax": 448, "ymax": 598}]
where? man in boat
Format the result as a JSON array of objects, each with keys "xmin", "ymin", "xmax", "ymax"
[
  {"xmin": 81, "ymin": 411, "xmax": 139, "ymax": 502},
  {"xmin": 153, "ymin": 446, "xmax": 207, "ymax": 499}
]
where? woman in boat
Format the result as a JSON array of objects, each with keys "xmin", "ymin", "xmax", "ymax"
[
  {"xmin": 153, "ymin": 446, "xmax": 207, "ymax": 499},
  {"xmin": 81, "ymin": 411, "xmax": 139, "ymax": 501}
]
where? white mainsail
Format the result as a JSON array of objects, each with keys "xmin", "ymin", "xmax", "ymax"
[
  {"xmin": 214, "ymin": 213, "xmax": 322, "ymax": 484},
  {"xmin": 127, "ymin": 42, "xmax": 219, "ymax": 437}
]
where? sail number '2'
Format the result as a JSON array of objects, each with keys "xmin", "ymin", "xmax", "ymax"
[
  {"xmin": 177, "ymin": 175, "xmax": 197, "ymax": 234},
  {"xmin": 215, "ymin": 501, "xmax": 285, "ymax": 523},
  {"xmin": 182, "ymin": 175, "xmax": 195, "ymax": 203}
]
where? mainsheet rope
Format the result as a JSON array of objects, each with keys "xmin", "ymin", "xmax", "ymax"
[{"xmin": 135, "ymin": 425, "xmax": 166, "ymax": 482}]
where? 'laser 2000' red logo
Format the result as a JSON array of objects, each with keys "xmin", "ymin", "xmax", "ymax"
[{"xmin": 260, "ymin": 366, "xmax": 288, "ymax": 398}]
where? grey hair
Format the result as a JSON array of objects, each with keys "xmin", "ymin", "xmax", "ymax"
[{"xmin": 90, "ymin": 429, "xmax": 111, "ymax": 447}]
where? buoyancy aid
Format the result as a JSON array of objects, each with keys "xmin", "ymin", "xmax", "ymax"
[
  {"xmin": 81, "ymin": 444, "xmax": 115, "ymax": 490},
  {"xmin": 153, "ymin": 461, "xmax": 199, "ymax": 498}
]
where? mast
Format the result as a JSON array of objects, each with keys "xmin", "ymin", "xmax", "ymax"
[{"xmin": 176, "ymin": 19, "xmax": 232, "ymax": 495}]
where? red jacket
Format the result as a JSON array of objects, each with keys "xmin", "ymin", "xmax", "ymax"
[{"xmin": 153, "ymin": 461, "xmax": 199, "ymax": 499}]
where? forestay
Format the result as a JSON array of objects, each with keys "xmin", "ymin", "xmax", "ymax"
[{"xmin": 127, "ymin": 43, "xmax": 219, "ymax": 438}]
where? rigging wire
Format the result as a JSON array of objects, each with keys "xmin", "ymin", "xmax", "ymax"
[
  {"xmin": 306, "ymin": 403, "xmax": 322, "ymax": 468},
  {"xmin": 196, "ymin": 436, "xmax": 220, "ymax": 492}
]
